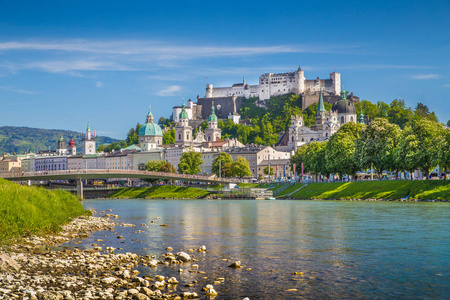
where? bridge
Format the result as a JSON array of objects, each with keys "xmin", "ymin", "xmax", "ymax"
[{"xmin": 3, "ymin": 169, "xmax": 238, "ymax": 200}]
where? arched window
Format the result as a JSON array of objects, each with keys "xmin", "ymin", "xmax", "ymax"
[
  {"xmin": 326, "ymin": 133, "xmax": 328, "ymax": 137},
  {"xmin": 341, "ymin": 116, "xmax": 344, "ymax": 123},
  {"xmin": 292, "ymin": 137, "xmax": 294, "ymax": 142},
  {"xmin": 179, "ymin": 134, "xmax": 181, "ymax": 140},
  {"xmin": 351, "ymin": 116, "xmax": 354, "ymax": 122},
  {"xmin": 301, "ymin": 138, "xmax": 304, "ymax": 142}
]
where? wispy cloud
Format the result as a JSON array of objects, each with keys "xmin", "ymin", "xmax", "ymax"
[
  {"xmin": 443, "ymin": 83, "xmax": 450, "ymax": 87},
  {"xmin": 0, "ymin": 86, "xmax": 38, "ymax": 94},
  {"xmin": 0, "ymin": 39, "xmax": 367, "ymax": 76},
  {"xmin": 157, "ymin": 85, "xmax": 182, "ymax": 96},
  {"xmin": 411, "ymin": 74, "xmax": 440, "ymax": 80},
  {"xmin": 95, "ymin": 81, "xmax": 103, "ymax": 88}
]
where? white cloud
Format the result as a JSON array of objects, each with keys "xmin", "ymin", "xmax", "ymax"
[
  {"xmin": 0, "ymin": 86, "xmax": 37, "ymax": 94},
  {"xmin": 411, "ymin": 74, "xmax": 440, "ymax": 80},
  {"xmin": 443, "ymin": 83, "xmax": 450, "ymax": 87},
  {"xmin": 157, "ymin": 85, "xmax": 182, "ymax": 96},
  {"xmin": 95, "ymin": 81, "xmax": 103, "ymax": 88}
]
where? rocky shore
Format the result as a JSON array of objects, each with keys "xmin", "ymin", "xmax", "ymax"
[{"xmin": 0, "ymin": 211, "xmax": 238, "ymax": 300}]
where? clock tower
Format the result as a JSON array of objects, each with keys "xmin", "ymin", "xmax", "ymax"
[{"xmin": 82, "ymin": 124, "xmax": 96, "ymax": 155}]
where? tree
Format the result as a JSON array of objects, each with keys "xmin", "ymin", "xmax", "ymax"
[
  {"xmin": 178, "ymin": 148, "xmax": 203, "ymax": 175},
  {"xmin": 354, "ymin": 100, "xmax": 378, "ymax": 121},
  {"xmin": 290, "ymin": 144, "xmax": 309, "ymax": 175},
  {"xmin": 158, "ymin": 117, "xmax": 166, "ymax": 126},
  {"xmin": 447, "ymin": 120, "xmax": 450, "ymax": 127},
  {"xmin": 395, "ymin": 117, "xmax": 444, "ymax": 179},
  {"xmin": 355, "ymin": 118, "xmax": 401, "ymax": 177},
  {"xmin": 325, "ymin": 122, "xmax": 364, "ymax": 179},
  {"xmin": 212, "ymin": 152, "xmax": 233, "ymax": 178},
  {"xmin": 163, "ymin": 129, "xmax": 175, "ymax": 145},
  {"xmin": 305, "ymin": 141, "xmax": 328, "ymax": 178},
  {"xmin": 263, "ymin": 166, "xmax": 274, "ymax": 176},
  {"xmin": 439, "ymin": 128, "xmax": 450, "ymax": 172},
  {"xmin": 231, "ymin": 156, "xmax": 252, "ymax": 178},
  {"xmin": 388, "ymin": 99, "xmax": 413, "ymax": 129}
]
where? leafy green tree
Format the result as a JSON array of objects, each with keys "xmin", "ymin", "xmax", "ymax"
[
  {"xmin": 163, "ymin": 129, "xmax": 175, "ymax": 144},
  {"xmin": 447, "ymin": 120, "xmax": 450, "ymax": 127},
  {"xmin": 354, "ymin": 100, "xmax": 379, "ymax": 121},
  {"xmin": 325, "ymin": 122, "xmax": 364, "ymax": 179},
  {"xmin": 263, "ymin": 166, "xmax": 274, "ymax": 176},
  {"xmin": 178, "ymin": 148, "xmax": 203, "ymax": 175},
  {"xmin": 377, "ymin": 101, "xmax": 390, "ymax": 118},
  {"xmin": 231, "ymin": 156, "xmax": 252, "ymax": 178},
  {"xmin": 395, "ymin": 117, "xmax": 444, "ymax": 179},
  {"xmin": 212, "ymin": 152, "xmax": 233, "ymax": 178},
  {"xmin": 97, "ymin": 145, "xmax": 105, "ymax": 153},
  {"xmin": 440, "ymin": 129, "xmax": 450, "ymax": 172},
  {"xmin": 290, "ymin": 144, "xmax": 309, "ymax": 175},
  {"xmin": 305, "ymin": 141, "xmax": 328, "ymax": 177},
  {"xmin": 355, "ymin": 118, "xmax": 401, "ymax": 177},
  {"xmin": 388, "ymin": 99, "xmax": 414, "ymax": 129}
]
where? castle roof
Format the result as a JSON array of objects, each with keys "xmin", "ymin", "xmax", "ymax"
[{"xmin": 139, "ymin": 107, "xmax": 163, "ymax": 137}]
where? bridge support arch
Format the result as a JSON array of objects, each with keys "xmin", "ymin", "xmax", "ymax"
[{"xmin": 76, "ymin": 179, "xmax": 84, "ymax": 200}]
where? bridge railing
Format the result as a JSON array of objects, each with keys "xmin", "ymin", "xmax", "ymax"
[{"xmin": 2, "ymin": 169, "xmax": 239, "ymax": 183}]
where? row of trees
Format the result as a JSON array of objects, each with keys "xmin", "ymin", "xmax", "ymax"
[
  {"xmin": 291, "ymin": 116, "xmax": 449, "ymax": 180},
  {"xmin": 144, "ymin": 149, "xmax": 252, "ymax": 179}
]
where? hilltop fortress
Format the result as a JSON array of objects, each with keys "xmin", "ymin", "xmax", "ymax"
[
  {"xmin": 205, "ymin": 67, "xmax": 340, "ymax": 100},
  {"xmin": 172, "ymin": 67, "xmax": 359, "ymax": 122}
]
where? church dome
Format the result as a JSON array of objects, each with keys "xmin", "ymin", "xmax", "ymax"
[
  {"xmin": 332, "ymin": 99, "xmax": 356, "ymax": 114},
  {"xmin": 139, "ymin": 122, "xmax": 163, "ymax": 137},
  {"xmin": 179, "ymin": 102, "xmax": 189, "ymax": 119},
  {"xmin": 208, "ymin": 104, "xmax": 218, "ymax": 122}
]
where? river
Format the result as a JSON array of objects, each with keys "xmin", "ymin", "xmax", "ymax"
[{"xmin": 72, "ymin": 199, "xmax": 449, "ymax": 299}]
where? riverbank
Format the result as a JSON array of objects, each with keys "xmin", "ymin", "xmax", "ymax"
[
  {"xmin": 0, "ymin": 211, "xmax": 235, "ymax": 299},
  {"xmin": 277, "ymin": 180, "xmax": 450, "ymax": 201},
  {"xmin": 0, "ymin": 178, "xmax": 89, "ymax": 243},
  {"xmin": 108, "ymin": 185, "xmax": 212, "ymax": 199}
]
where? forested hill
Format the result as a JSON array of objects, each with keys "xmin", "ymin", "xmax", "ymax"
[{"xmin": 0, "ymin": 126, "xmax": 119, "ymax": 155}]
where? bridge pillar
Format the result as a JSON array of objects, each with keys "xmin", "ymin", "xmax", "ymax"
[
  {"xmin": 224, "ymin": 183, "xmax": 237, "ymax": 191},
  {"xmin": 76, "ymin": 179, "xmax": 84, "ymax": 200}
]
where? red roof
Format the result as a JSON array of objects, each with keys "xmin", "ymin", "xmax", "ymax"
[{"xmin": 69, "ymin": 136, "xmax": 75, "ymax": 147}]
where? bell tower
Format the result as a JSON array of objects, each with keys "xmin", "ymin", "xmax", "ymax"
[{"xmin": 82, "ymin": 124, "xmax": 96, "ymax": 155}]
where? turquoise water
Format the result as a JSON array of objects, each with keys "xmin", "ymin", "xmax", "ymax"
[{"xmin": 77, "ymin": 199, "xmax": 449, "ymax": 299}]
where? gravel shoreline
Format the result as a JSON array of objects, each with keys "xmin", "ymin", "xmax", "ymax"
[{"xmin": 0, "ymin": 210, "xmax": 227, "ymax": 300}]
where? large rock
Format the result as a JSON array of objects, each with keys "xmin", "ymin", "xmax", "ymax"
[
  {"xmin": 0, "ymin": 254, "xmax": 20, "ymax": 272},
  {"xmin": 176, "ymin": 252, "xmax": 191, "ymax": 262}
]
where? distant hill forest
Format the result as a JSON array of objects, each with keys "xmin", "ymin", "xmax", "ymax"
[{"xmin": 0, "ymin": 126, "xmax": 119, "ymax": 155}]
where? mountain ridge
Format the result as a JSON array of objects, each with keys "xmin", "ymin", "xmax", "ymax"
[{"xmin": 0, "ymin": 126, "xmax": 119, "ymax": 155}]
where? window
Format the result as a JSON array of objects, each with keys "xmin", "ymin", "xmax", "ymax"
[{"xmin": 341, "ymin": 116, "xmax": 344, "ymax": 123}]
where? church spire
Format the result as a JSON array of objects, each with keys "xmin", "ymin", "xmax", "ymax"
[
  {"xmin": 316, "ymin": 88, "xmax": 326, "ymax": 112},
  {"xmin": 146, "ymin": 105, "xmax": 154, "ymax": 123},
  {"xmin": 358, "ymin": 110, "xmax": 365, "ymax": 124}
]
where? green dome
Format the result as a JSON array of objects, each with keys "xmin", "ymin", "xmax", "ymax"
[
  {"xmin": 179, "ymin": 102, "xmax": 189, "ymax": 119},
  {"xmin": 208, "ymin": 104, "xmax": 218, "ymax": 122},
  {"xmin": 138, "ymin": 122, "xmax": 163, "ymax": 137}
]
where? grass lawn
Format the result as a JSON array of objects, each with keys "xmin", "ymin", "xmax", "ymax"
[
  {"xmin": 108, "ymin": 185, "xmax": 211, "ymax": 199},
  {"xmin": 290, "ymin": 180, "xmax": 450, "ymax": 200}
]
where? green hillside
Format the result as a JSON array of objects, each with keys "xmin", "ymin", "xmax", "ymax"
[
  {"xmin": 0, "ymin": 126, "xmax": 119, "ymax": 154},
  {"xmin": 0, "ymin": 178, "xmax": 88, "ymax": 243}
]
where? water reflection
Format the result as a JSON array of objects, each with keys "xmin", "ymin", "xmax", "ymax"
[{"xmin": 75, "ymin": 199, "xmax": 450, "ymax": 299}]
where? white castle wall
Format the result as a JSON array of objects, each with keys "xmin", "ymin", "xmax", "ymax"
[{"xmin": 205, "ymin": 68, "xmax": 340, "ymax": 101}]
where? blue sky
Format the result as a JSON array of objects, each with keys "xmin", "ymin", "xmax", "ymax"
[{"xmin": 0, "ymin": 0, "xmax": 449, "ymax": 139}]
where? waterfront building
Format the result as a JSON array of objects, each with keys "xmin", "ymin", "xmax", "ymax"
[
  {"xmin": 35, "ymin": 155, "xmax": 68, "ymax": 172},
  {"xmin": 257, "ymin": 158, "xmax": 292, "ymax": 181},
  {"xmin": 0, "ymin": 155, "xmax": 23, "ymax": 176}
]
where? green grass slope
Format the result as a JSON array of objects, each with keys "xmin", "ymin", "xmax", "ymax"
[
  {"xmin": 108, "ymin": 185, "xmax": 211, "ymax": 199},
  {"xmin": 288, "ymin": 180, "xmax": 450, "ymax": 200},
  {"xmin": 0, "ymin": 178, "xmax": 88, "ymax": 243}
]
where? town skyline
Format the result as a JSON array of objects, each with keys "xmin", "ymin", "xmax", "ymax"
[{"xmin": 0, "ymin": 0, "xmax": 449, "ymax": 139}]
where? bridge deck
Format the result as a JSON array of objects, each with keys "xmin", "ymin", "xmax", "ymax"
[{"xmin": 3, "ymin": 169, "xmax": 238, "ymax": 184}]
